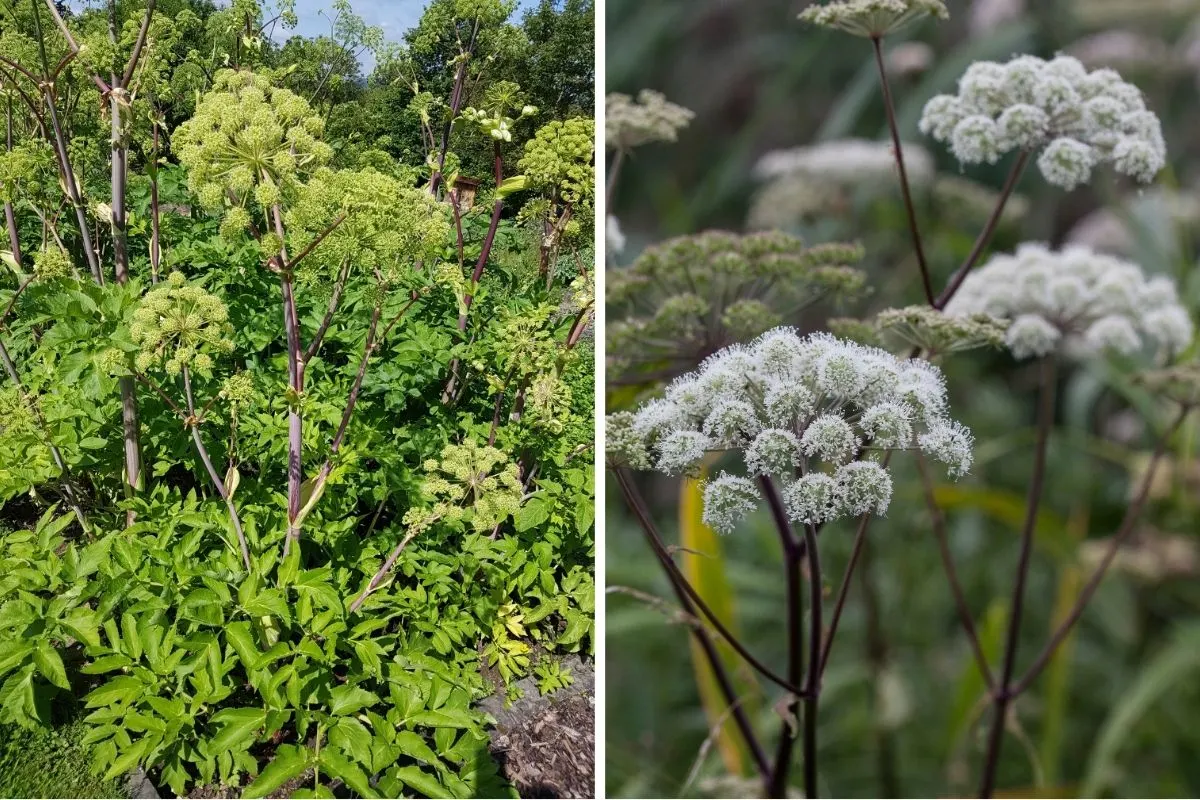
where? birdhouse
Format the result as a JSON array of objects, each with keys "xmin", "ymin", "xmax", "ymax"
[{"xmin": 451, "ymin": 176, "xmax": 480, "ymax": 212}]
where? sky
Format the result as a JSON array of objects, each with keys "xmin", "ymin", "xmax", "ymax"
[
  {"xmin": 275, "ymin": 0, "xmax": 539, "ymax": 73},
  {"xmin": 68, "ymin": 0, "xmax": 539, "ymax": 75}
]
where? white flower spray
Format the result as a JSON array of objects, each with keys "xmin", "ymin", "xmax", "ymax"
[
  {"xmin": 607, "ymin": 328, "xmax": 973, "ymax": 533},
  {"xmin": 919, "ymin": 55, "xmax": 1166, "ymax": 189},
  {"xmin": 944, "ymin": 242, "xmax": 1193, "ymax": 359}
]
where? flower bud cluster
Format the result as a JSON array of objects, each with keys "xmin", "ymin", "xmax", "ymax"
[
  {"xmin": 404, "ymin": 439, "xmax": 524, "ymax": 534},
  {"xmin": 920, "ymin": 55, "xmax": 1165, "ymax": 189},
  {"xmin": 460, "ymin": 81, "xmax": 536, "ymax": 143},
  {"xmin": 285, "ymin": 167, "xmax": 449, "ymax": 284},
  {"xmin": 174, "ymin": 69, "xmax": 333, "ymax": 235},
  {"xmin": 518, "ymin": 117, "xmax": 595, "ymax": 205},
  {"xmin": 129, "ymin": 272, "xmax": 235, "ymax": 376},
  {"xmin": 798, "ymin": 0, "xmax": 949, "ymax": 38},
  {"xmin": 945, "ymin": 243, "xmax": 1193, "ymax": 360},
  {"xmin": 875, "ymin": 305, "xmax": 1009, "ymax": 354},
  {"xmin": 606, "ymin": 328, "xmax": 973, "ymax": 534},
  {"xmin": 607, "ymin": 231, "xmax": 866, "ymax": 386},
  {"xmin": 31, "ymin": 247, "xmax": 72, "ymax": 281},
  {"xmin": 605, "ymin": 90, "xmax": 695, "ymax": 151}
]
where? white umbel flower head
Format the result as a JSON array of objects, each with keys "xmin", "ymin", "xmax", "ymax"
[
  {"xmin": 945, "ymin": 243, "xmax": 1193, "ymax": 360},
  {"xmin": 920, "ymin": 55, "xmax": 1165, "ymax": 189},
  {"xmin": 798, "ymin": 0, "xmax": 950, "ymax": 38},
  {"xmin": 702, "ymin": 473, "xmax": 761, "ymax": 534},
  {"xmin": 606, "ymin": 328, "xmax": 973, "ymax": 532}
]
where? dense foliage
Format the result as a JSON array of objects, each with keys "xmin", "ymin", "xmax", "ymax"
[
  {"xmin": 607, "ymin": 0, "xmax": 1200, "ymax": 798},
  {"xmin": 0, "ymin": 0, "xmax": 594, "ymax": 797}
]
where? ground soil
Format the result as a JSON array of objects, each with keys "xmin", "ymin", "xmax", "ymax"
[
  {"xmin": 488, "ymin": 690, "xmax": 595, "ymax": 799},
  {"xmin": 479, "ymin": 655, "xmax": 596, "ymax": 799}
]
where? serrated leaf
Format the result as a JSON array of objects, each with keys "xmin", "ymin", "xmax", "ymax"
[
  {"xmin": 209, "ymin": 707, "xmax": 267, "ymax": 753},
  {"xmin": 390, "ymin": 765, "xmax": 448, "ymax": 798},
  {"xmin": 33, "ymin": 640, "xmax": 69, "ymax": 690},
  {"xmin": 243, "ymin": 744, "xmax": 310, "ymax": 798},
  {"xmin": 327, "ymin": 685, "xmax": 379, "ymax": 717}
]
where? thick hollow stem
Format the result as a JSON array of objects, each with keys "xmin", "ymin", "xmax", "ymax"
[
  {"xmin": 978, "ymin": 356, "xmax": 1057, "ymax": 798},
  {"xmin": 871, "ymin": 36, "xmax": 933, "ymax": 306},
  {"xmin": 615, "ymin": 467, "xmax": 773, "ymax": 786},
  {"xmin": 935, "ymin": 150, "xmax": 1030, "ymax": 310},
  {"xmin": 802, "ymin": 522, "xmax": 823, "ymax": 800},
  {"xmin": 428, "ymin": 18, "xmax": 479, "ymax": 197},
  {"xmin": 184, "ymin": 368, "xmax": 250, "ymax": 569},
  {"xmin": 269, "ymin": 203, "xmax": 303, "ymax": 551},
  {"xmin": 760, "ymin": 477, "xmax": 804, "ymax": 799},
  {"xmin": 1014, "ymin": 407, "xmax": 1190, "ymax": 694},
  {"xmin": 149, "ymin": 122, "xmax": 161, "ymax": 283},
  {"xmin": 605, "ymin": 147, "xmax": 625, "ymax": 209},
  {"xmin": 915, "ymin": 453, "xmax": 997, "ymax": 690}
]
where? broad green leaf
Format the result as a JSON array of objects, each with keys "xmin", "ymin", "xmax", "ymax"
[
  {"xmin": 390, "ymin": 765, "xmax": 448, "ymax": 798},
  {"xmin": 33, "ymin": 641, "xmax": 69, "ymax": 690},
  {"xmin": 394, "ymin": 730, "xmax": 441, "ymax": 767},
  {"xmin": 408, "ymin": 708, "xmax": 477, "ymax": 729},
  {"xmin": 318, "ymin": 746, "xmax": 375, "ymax": 798},
  {"xmin": 243, "ymin": 744, "xmax": 311, "ymax": 798},
  {"xmin": 84, "ymin": 676, "xmax": 143, "ymax": 708},
  {"xmin": 209, "ymin": 707, "xmax": 268, "ymax": 753},
  {"xmin": 103, "ymin": 737, "xmax": 150, "ymax": 781},
  {"xmin": 328, "ymin": 684, "xmax": 379, "ymax": 716}
]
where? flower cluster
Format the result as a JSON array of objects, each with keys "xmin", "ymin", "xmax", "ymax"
[
  {"xmin": 944, "ymin": 243, "xmax": 1193, "ymax": 359},
  {"xmin": 0, "ymin": 140, "xmax": 55, "ymax": 206},
  {"xmin": 747, "ymin": 139, "xmax": 934, "ymax": 230},
  {"xmin": 518, "ymin": 117, "xmax": 595, "ymax": 205},
  {"xmin": 31, "ymin": 247, "xmax": 72, "ymax": 281},
  {"xmin": 607, "ymin": 328, "xmax": 973, "ymax": 533},
  {"xmin": 798, "ymin": 0, "xmax": 949, "ymax": 38},
  {"xmin": 875, "ymin": 305, "xmax": 1009, "ymax": 354},
  {"xmin": 607, "ymin": 231, "xmax": 866, "ymax": 385},
  {"xmin": 0, "ymin": 386, "xmax": 36, "ymax": 438},
  {"xmin": 753, "ymin": 138, "xmax": 935, "ymax": 184},
  {"xmin": 129, "ymin": 272, "xmax": 235, "ymax": 376},
  {"xmin": 1135, "ymin": 363, "xmax": 1200, "ymax": 408},
  {"xmin": 919, "ymin": 55, "xmax": 1165, "ymax": 189},
  {"xmin": 460, "ymin": 81, "xmax": 537, "ymax": 143},
  {"xmin": 403, "ymin": 439, "xmax": 524, "ymax": 534},
  {"xmin": 605, "ymin": 90, "xmax": 695, "ymax": 151},
  {"xmin": 285, "ymin": 167, "xmax": 449, "ymax": 285},
  {"xmin": 174, "ymin": 69, "xmax": 332, "ymax": 234}
]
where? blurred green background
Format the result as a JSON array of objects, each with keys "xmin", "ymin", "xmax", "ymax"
[{"xmin": 605, "ymin": 0, "xmax": 1200, "ymax": 797}]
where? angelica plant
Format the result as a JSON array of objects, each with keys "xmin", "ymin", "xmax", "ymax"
[
  {"xmin": 518, "ymin": 116, "xmax": 595, "ymax": 283},
  {"xmin": 611, "ymin": 4, "xmax": 1194, "ymax": 798},
  {"xmin": 610, "ymin": 329, "xmax": 973, "ymax": 797}
]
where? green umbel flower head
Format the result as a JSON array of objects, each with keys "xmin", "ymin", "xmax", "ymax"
[
  {"xmin": 606, "ymin": 90, "xmax": 694, "ymax": 151},
  {"xmin": 799, "ymin": 0, "xmax": 949, "ymax": 38},
  {"xmin": 403, "ymin": 439, "xmax": 524, "ymax": 534},
  {"xmin": 174, "ymin": 69, "xmax": 333, "ymax": 236},
  {"xmin": 31, "ymin": 247, "xmax": 72, "ymax": 281},
  {"xmin": 607, "ymin": 231, "xmax": 866, "ymax": 388},
  {"xmin": 518, "ymin": 117, "xmax": 595, "ymax": 205},
  {"xmin": 130, "ymin": 272, "xmax": 235, "ymax": 376},
  {"xmin": 459, "ymin": 80, "xmax": 537, "ymax": 143},
  {"xmin": 285, "ymin": 167, "xmax": 451, "ymax": 284}
]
